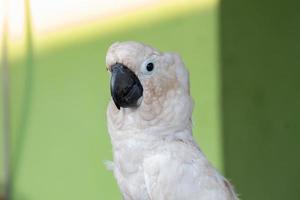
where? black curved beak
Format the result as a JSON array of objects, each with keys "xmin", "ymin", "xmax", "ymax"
[{"xmin": 110, "ymin": 63, "xmax": 143, "ymax": 109}]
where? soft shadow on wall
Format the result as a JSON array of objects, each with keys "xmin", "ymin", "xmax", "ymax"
[{"xmin": 220, "ymin": 0, "xmax": 300, "ymax": 199}]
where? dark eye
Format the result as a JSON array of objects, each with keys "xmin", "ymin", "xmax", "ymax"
[
  {"xmin": 141, "ymin": 59, "xmax": 156, "ymax": 75},
  {"xmin": 146, "ymin": 63, "xmax": 154, "ymax": 72}
]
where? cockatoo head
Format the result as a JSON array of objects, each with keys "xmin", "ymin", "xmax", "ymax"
[{"xmin": 106, "ymin": 41, "xmax": 193, "ymax": 131}]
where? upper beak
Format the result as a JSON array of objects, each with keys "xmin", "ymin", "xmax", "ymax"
[{"xmin": 110, "ymin": 63, "xmax": 143, "ymax": 109}]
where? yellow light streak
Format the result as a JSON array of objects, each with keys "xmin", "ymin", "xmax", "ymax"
[{"xmin": 1, "ymin": 0, "xmax": 218, "ymax": 59}]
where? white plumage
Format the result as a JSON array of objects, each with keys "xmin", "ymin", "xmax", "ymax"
[{"xmin": 106, "ymin": 41, "xmax": 238, "ymax": 200}]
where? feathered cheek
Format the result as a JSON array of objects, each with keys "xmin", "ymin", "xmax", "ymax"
[
  {"xmin": 141, "ymin": 80, "xmax": 164, "ymax": 103},
  {"xmin": 139, "ymin": 94, "xmax": 163, "ymax": 123},
  {"xmin": 143, "ymin": 88, "xmax": 154, "ymax": 105}
]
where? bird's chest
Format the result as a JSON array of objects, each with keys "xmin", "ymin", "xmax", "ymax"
[{"xmin": 112, "ymin": 137, "xmax": 157, "ymax": 200}]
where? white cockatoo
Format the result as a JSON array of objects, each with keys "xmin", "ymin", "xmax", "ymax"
[{"xmin": 105, "ymin": 41, "xmax": 238, "ymax": 200}]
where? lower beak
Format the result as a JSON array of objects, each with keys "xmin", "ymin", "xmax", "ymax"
[{"xmin": 110, "ymin": 63, "xmax": 143, "ymax": 109}]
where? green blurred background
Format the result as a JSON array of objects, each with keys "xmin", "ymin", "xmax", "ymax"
[
  {"xmin": 221, "ymin": 0, "xmax": 300, "ymax": 199},
  {"xmin": 0, "ymin": 0, "xmax": 299, "ymax": 199}
]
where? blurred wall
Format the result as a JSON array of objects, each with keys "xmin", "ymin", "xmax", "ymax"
[
  {"xmin": 0, "ymin": 2, "xmax": 221, "ymax": 199},
  {"xmin": 220, "ymin": 0, "xmax": 300, "ymax": 199}
]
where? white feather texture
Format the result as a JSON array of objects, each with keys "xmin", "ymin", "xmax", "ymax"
[{"xmin": 106, "ymin": 41, "xmax": 238, "ymax": 200}]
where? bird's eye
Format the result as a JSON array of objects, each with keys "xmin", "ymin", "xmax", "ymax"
[
  {"xmin": 141, "ymin": 59, "xmax": 156, "ymax": 76},
  {"xmin": 146, "ymin": 63, "xmax": 154, "ymax": 72}
]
